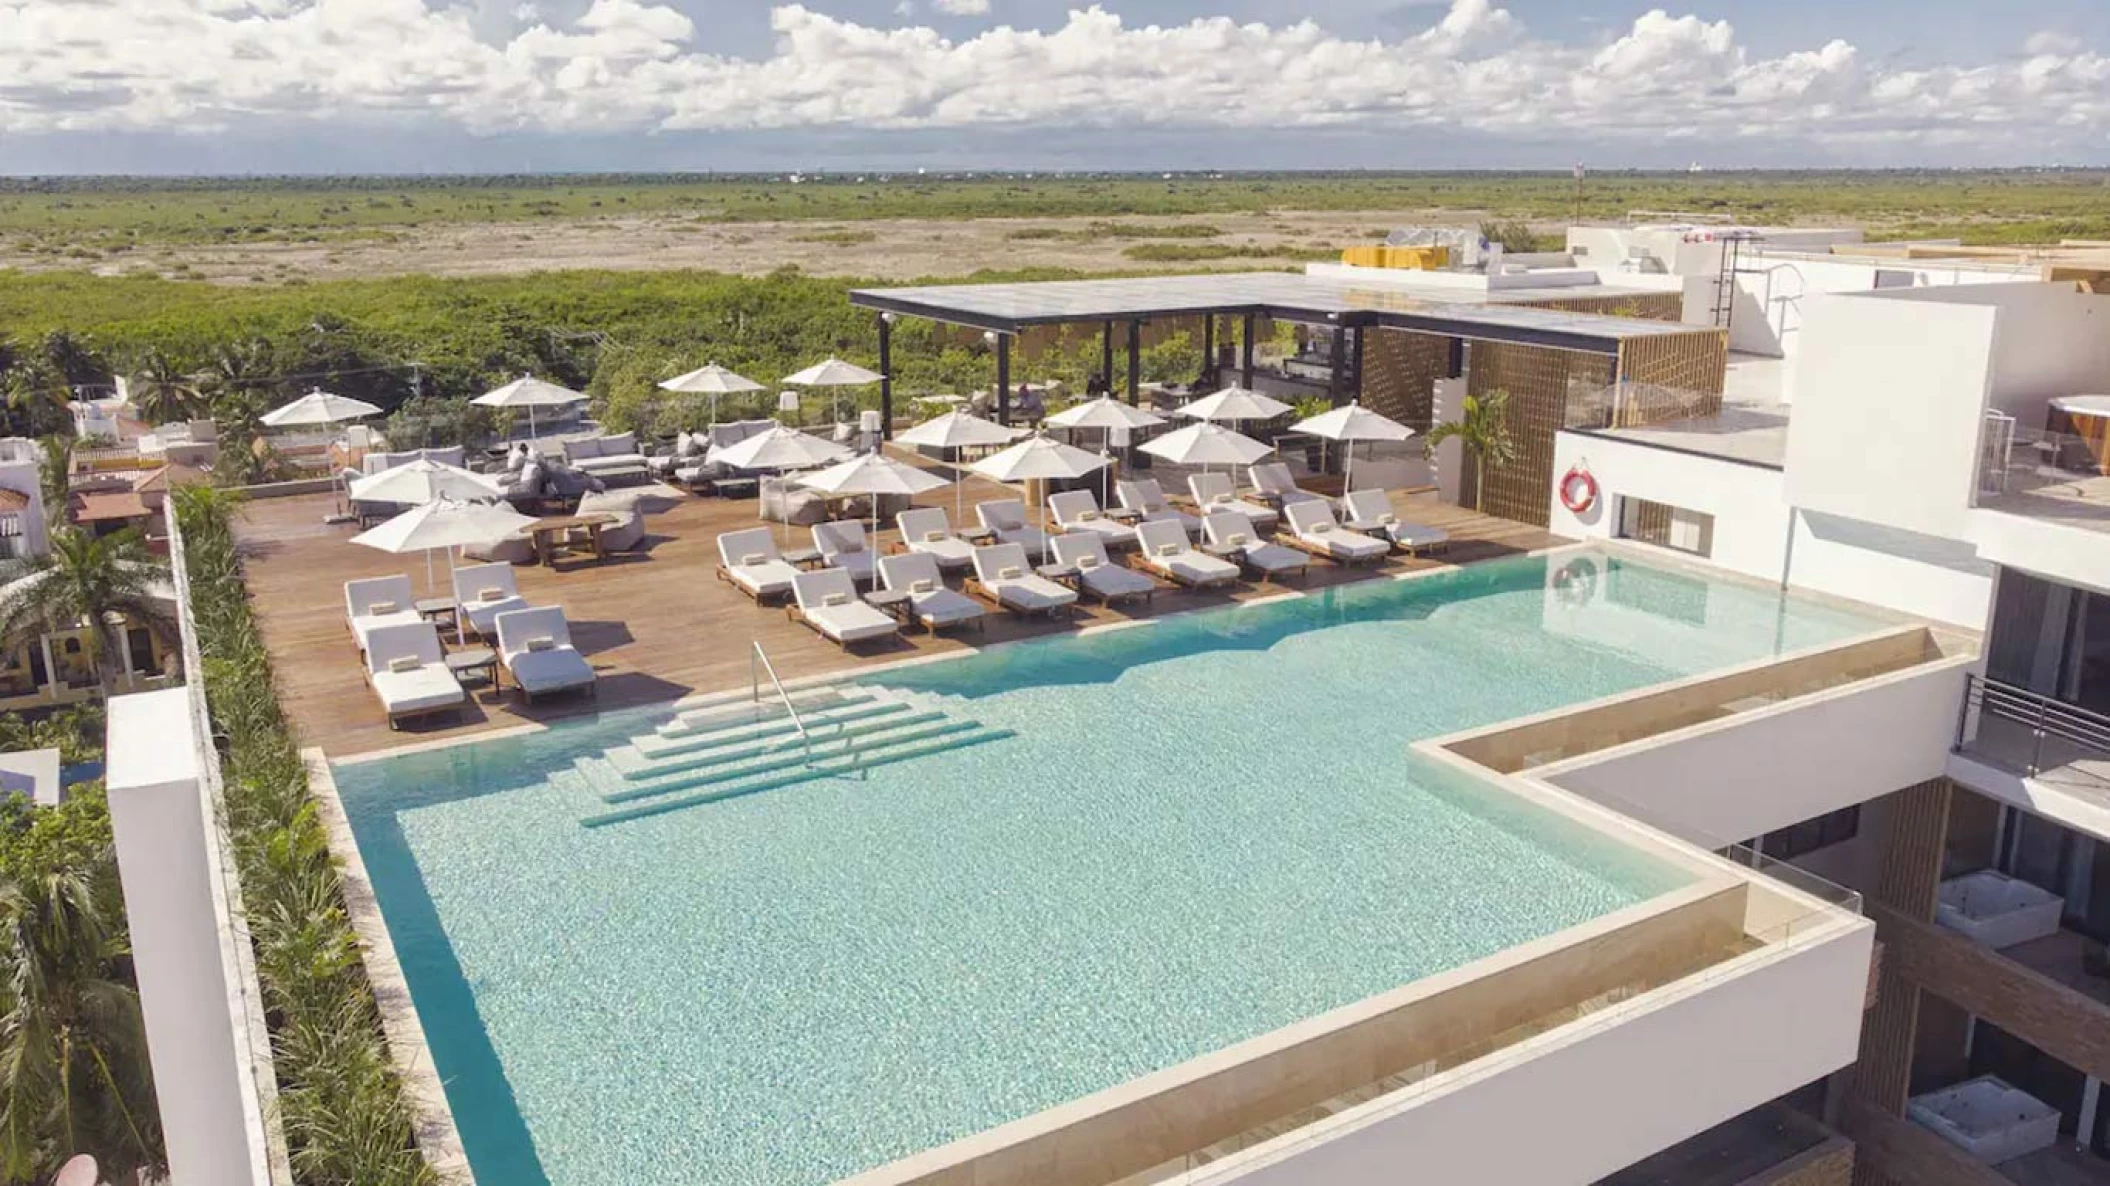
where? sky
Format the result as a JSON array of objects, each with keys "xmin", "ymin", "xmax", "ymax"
[{"xmin": 2, "ymin": 0, "xmax": 2108, "ymax": 174}]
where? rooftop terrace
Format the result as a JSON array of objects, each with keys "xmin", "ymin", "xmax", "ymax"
[{"xmin": 235, "ymin": 458, "xmax": 1561, "ymax": 759}]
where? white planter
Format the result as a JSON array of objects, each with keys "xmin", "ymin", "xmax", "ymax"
[
  {"xmin": 1936, "ymin": 870, "xmax": 2064, "ymax": 950},
  {"xmin": 1909, "ymin": 1075, "xmax": 2061, "ymax": 1164}
]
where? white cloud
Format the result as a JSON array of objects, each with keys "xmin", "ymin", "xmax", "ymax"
[
  {"xmin": 1, "ymin": 0, "xmax": 2106, "ymax": 160},
  {"xmin": 932, "ymin": 0, "xmax": 989, "ymax": 14}
]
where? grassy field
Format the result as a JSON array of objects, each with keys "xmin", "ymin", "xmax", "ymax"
[{"xmin": 6, "ymin": 170, "xmax": 2110, "ymax": 260}]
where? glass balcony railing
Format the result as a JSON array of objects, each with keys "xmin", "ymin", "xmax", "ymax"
[{"xmin": 1978, "ymin": 417, "xmax": 2110, "ymax": 508}]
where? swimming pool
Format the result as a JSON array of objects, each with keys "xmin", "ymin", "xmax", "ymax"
[{"xmin": 333, "ymin": 551, "xmax": 1887, "ymax": 1186}]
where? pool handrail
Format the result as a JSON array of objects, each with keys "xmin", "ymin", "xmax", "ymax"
[{"xmin": 749, "ymin": 640, "xmax": 816, "ymax": 768}]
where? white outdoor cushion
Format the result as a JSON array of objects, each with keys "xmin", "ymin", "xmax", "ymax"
[
  {"xmin": 478, "ymin": 586, "xmax": 505, "ymax": 601},
  {"xmin": 823, "ymin": 592, "xmax": 850, "ymax": 606},
  {"xmin": 1156, "ymin": 543, "xmax": 1178, "ymax": 557},
  {"xmin": 740, "ymin": 552, "xmax": 767, "ymax": 565},
  {"xmin": 998, "ymin": 565, "xmax": 1023, "ymax": 580},
  {"xmin": 924, "ymin": 530, "xmax": 947, "ymax": 543},
  {"xmin": 388, "ymin": 655, "xmax": 419, "ymax": 673},
  {"xmin": 369, "ymin": 600, "xmax": 400, "ymax": 614},
  {"xmin": 1077, "ymin": 555, "xmax": 1101, "ymax": 570},
  {"xmin": 1078, "ymin": 509, "xmax": 1099, "ymax": 522},
  {"xmin": 526, "ymin": 637, "xmax": 555, "ymax": 652},
  {"xmin": 910, "ymin": 579, "xmax": 937, "ymax": 594}
]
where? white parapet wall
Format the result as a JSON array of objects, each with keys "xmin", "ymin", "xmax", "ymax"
[
  {"xmin": 107, "ymin": 688, "xmax": 287, "ymax": 1186},
  {"xmin": 1184, "ymin": 874, "xmax": 1873, "ymax": 1186}
]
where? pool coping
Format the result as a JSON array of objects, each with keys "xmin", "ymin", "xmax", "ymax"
[{"xmin": 306, "ymin": 749, "xmax": 476, "ymax": 1186}]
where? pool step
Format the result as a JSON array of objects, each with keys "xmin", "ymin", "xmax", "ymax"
[
  {"xmin": 579, "ymin": 725, "xmax": 1016, "ymax": 828},
  {"xmin": 630, "ymin": 700, "xmax": 913, "ymax": 763},
  {"xmin": 609, "ymin": 710, "xmax": 947, "ymax": 781},
  {"xmin": 657, "ymin": 688, "xmax": 878, "ymax": 740},
  {"xmin": 593, "ymin": 717, "xmax": 986, "ymax": 805}
]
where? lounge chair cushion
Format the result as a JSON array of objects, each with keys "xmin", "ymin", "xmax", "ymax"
[
  {"xmin": 388, "ymin": 655, "xmax": 420, "ymax": 673},
  {"xmin": 371, "ymin": 667, "xmax": 464, "ymax": 717},
  {"xmin": 526, "ymin": 637, "xmax": 555, "ymax": 652},
  {"xmin": 1077, "ymin": 509, "xmax": 1099, "ymax": 522},
  {"xmin": 740, "ymin": 552, "xmax": 767, "ymax": 565},
  {"xmin": 478, "ymin": 586, "xmax": 505, "ymax": 601},
  {"xmin": 910, "ymin": 578, "xmax": 937, "ymax": 594},
  {"xmin": 998, "ymin": 565, "xmax": 1023, "ymax": 580},
  {"xmin": 369, "ymin": 600, "xmax": 399, "ymax": 614},
  {"xmin": 823, "ymin": 592, "xmax": 850, "ymax": 607},
  {"xmin": 1229, "ymin": 532, "xmax": 1250, "ymax": 545},
  {"xmin": 1077, "ymin": 555, "xmax": 1101, "ymax": 570},
  {"xmin": 508, "ymin": 648, "xmax": 596, "ymax": 695},
  {"xmin": 924, "ymin": 530, "xmax": 947, "ymax": 543},
  {"xmin": 1155, "ymin": 542, "xmax": 1179, "ymax": 557}
]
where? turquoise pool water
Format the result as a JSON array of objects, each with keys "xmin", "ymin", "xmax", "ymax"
[{"xmin": 334, "ymin": 552, "xmax": 1886, "ymax": 1186}]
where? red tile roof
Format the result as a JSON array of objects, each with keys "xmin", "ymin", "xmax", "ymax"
[{"xmin": 69, "ymin": 491, "xmax": 150, "ymax": 523}]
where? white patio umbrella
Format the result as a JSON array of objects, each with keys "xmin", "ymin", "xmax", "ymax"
[
  {"xmin": 1177, "ymin": 386, "xmax": 1294, "ymax": 426},
  {"xmin": 1045, "ymin": 396, "xmax": 1166, "ymax": 502},
  {"xmin": 785, "ymin": 357, "xmax": 886, "ymax": 427},
  {"xmin": 710, "ymin": 424, "xmax": 854, "ymax": 472},
  {"xmin": 658, "ymin": 362, "xmax": 765, "ymax": 425},
  {"xmin": 1292, "ymin": 402, "xmax": 1416, "ymax": 492},
  {"xmin": 471, "ymin": 374, "xmax": 585, "ymax": 439},
  {"xmin": 971, "ymin": 433, "xmax": 1109, "ymax": 535},
  {"xmin": 259, "ymin": 388, "xmax": 383, "ymax": 428},
  {"xmin": 1140, "ymin": 422, "xmax": 1274, "ymax": 476},
  {"xmin": 351, "ymin": 498, "xmax": 536, "ymax": 593},
  {"xmin": 260, "ymin": 388, "xmax": 384, "ymax": 522},
  {"xmin": 348, "ymin": 457, "xmax": 503, "ymax": 505},
  {"xmin": 896, "ymin": 409, "xmax": 1023, "ymax": 517},
  {"xmin": 796, "ymin": 452, "xmax": 951, "ymax": 541}
]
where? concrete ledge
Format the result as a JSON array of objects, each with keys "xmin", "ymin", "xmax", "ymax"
[{"xmin": 306, "ymin": 749, "xmax": 475, "ymax": 1185}]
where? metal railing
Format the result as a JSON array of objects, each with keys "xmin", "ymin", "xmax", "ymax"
[
  {"xmin": 1956, "ymin": 674, "xmax": 2110, "ymax": 787},
  {"xmin": 750, "ymin": 641, "xmax": 816, "ymax": 768}
]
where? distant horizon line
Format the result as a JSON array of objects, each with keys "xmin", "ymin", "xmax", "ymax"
[{"xmin": 5, "ymin": 165, "xmax": 2109, "ymax": 183}]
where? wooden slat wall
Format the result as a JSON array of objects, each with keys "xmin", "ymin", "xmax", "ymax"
[
  {"xmin": 1613, "ymin": 328, "xmax": 1729, "ymax": 427},
  {"xmin": 1844, "ymin": 779, "xmax": 1955, "ymax": 1186},
  {"xmin": 1513, "ymin": 291, "xmax": 1687, "ymax": 322},
  {"xmin": 1465, "ymin": 341, "xmax": 1615, "ymax": 528},
  {"xmin": 1360, "ymin": 328, "xmax": 1449, "ymax": 432}
]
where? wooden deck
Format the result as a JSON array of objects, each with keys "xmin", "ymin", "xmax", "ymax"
[{"xmin": 234, "ymin": 466, "xmax": 1564, "ymax": 760}]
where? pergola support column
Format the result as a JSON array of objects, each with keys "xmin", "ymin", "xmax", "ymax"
[
  {"xmin": 995, "ymin": 333, "xmax": 1011, "ymax": 425},
  {"xmin": 1102, "ymin": 320, "xmax": 1115, "ymax": 390},
  {"xmin": 1126, "ymin": 320, "xmax": 1142, "ymax": 406},
  {"xmin": 876, "ymin": 312, "xmax": 893, "ymax": 441},
  {"xmin": 1328, "ymin": 320, "xmax": 1348, "ymax": 405},
  {"xmin": 1202, "ymin": 315, "xmax": 1216, "ymax": 382},
  {"xmin": 1241, "ymin": 314, "xmax": 1256, "ymax": 388}
]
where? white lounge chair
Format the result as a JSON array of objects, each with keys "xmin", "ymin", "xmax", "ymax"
[
  {"xmin": 345, "ymin": 575, "xmax": 420, "ymax": 653},
  {"xmin": 494, "ymin": 606, "xmax": 598, "ymax": 704},
  {"xmin": 896, "ymin": 507, "xmax": 976, "ymax": 573},
  {"xmin": 1133, "ymin": 518, "xmax": 1239, "ymax": 589},
  {"xmin": 976, "ymin": 499, "xmax": 1050, "ymax": 559},
  {"xmin": 1249, "ymin": 462, "xmax": 1327, "ymax": 510},
  {"xmin": 450, "ymin": 562, "xmax": 531, "ymax": 641},
  {"xmin": 1050, "ymin": 533, "xmax": 1157, "ymax": 605},
  {"xmin": 1116, "ymin": 478, "xmax": 1200, "ymax": 538},
  {"xmin": 1048, "ymin": 490, "xmax": 1138, "ymax": 549},
  {"xmin": 877, "ymin": 553, "xmax": 986, "ymax": 633},
  {"xmin": 1340, "ymin": 489, "xmax": 1451, "ymax": 556},
  {"xmin": 1203, "ymin": 510, "xmax": 1308, "ymax": 583},
  {"xmin": 363, "ymin": 621, "xmax": 465, "ymax": 729},
  {"xmin": 970, "ymin": 542, "xmax": 1077, "ymax": 617},
  {"xmin": 812, "ymin": 520, "xmax": 879, "ymax": 585},
  {"xmin": 1188, "ymin": 471, "xmax": 1279, "ymax": 530},
  {"xmin": 716, "ymin": 527, "xmax": 802, "ymax": 602},
  {"xmin": 1283, "ymin": 499, "xmax": 1390, "ymax": 564},
  {"xmin": 790, "ymin": 567, "xmax": 900, "ymax": 649}
]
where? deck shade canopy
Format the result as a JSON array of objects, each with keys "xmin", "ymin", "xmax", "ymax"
[
  {"xmin": 849, "ymin": 271, "xmax": 1696, "ymax": 355},
  {"xmin": 897, "ymin": 410, "xmax": 1023, "ymax": 516},
  {"xmin": 472, "ymin": 375, "xmax": 587, "ymax": 437},
  {"xmin": 971, "ymin": 433, "xmax": 1109, "ymax": 535},
  {"xmin": 351, "ymin": 498, "xmax": 535, "ymax": 590},
  {"xmin": 348, "ymin": 458, "xmax": 503, "ymax": 505},
  {"xmin": 710, "ymin": 425, "xmax": 853, "ymax": 472},
  {"xmin": 1177, "ymin": 387, "xmax": 1294, "ymax": 425},
  {"xmin": 784, "ymin": 358, "xmax": 885, "ymax": 387},
  {"xmin": 260, "ymin": 389, "xmax": 382, "ymax": 428},
  {"xmin": 796, "ymin": 453, "xmax": 951, "ymax": 538},
  {"xmin": 1292, "ymin": 403, "xmax": 1416, "ymax": 491},
  {"xmin": 1140, "ymin": 423, "xmax": 1274, "ymax": 472},
  {"xmin": 660, "ymin": 363, "xmax": 766, "ymax": 424}
]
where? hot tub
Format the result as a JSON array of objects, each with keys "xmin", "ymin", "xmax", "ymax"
[
  {"xmin": 1937, "ymin": 870, "xmax": 2064, "ymax": 950},
  {"xmin": 1909, "ymin": 1075, "xmax": 2061, "ymax": 1164}
]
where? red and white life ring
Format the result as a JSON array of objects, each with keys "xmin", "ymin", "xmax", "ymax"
[{"xmin": 1559, "ymin": 464, "xmax": 1599, "ymax": 514}]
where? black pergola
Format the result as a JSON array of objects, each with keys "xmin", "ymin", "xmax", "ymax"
[{"xmin": 848, "ymin": 271, "xmax": 1688, "ymax": 433}]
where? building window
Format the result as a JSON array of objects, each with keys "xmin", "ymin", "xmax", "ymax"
[
  {"xmin": 126, "ymin": 627, "xmax": 155, "ymax": 675},
  {"xmin": 0, "ymin": 514, "xmax": 22, "ymax": 561},
  {"xmin": 1617, "ymin": 496, "xmax": 1715, "ymax": 558},
  {"xmin": 1763, "ymin": 805, "xmax": 1861, "ymax": 861}
]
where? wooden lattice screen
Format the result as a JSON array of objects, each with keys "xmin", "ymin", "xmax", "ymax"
[
  {"xmin": 1359, "ymin": 328, "xmax": 1451, "ymax": 432},
  {"xmin": 1466, "ymin": 342, "xmax": 1615, "ymax": 527},
  {"xmin": 1513, "ymin": 291, "xmax": 1686, "ymax": 322},
  {"xmin": 1614, "ymin": 328, "xmax": 1729, "ymax": 427}
]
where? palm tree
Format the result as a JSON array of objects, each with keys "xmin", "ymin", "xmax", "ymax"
[
  {"xmin": 0, "ymin": 863, "xmax": 164, "ymax": 1183},
  {"xmin": 35, "ymin": 438, "xmax": 72, "ymax": 536},
  {"xmin": 1423, "ymin": 388, "xmax": 1519, "ymax": 513},
  {"xmin": 126, "ymin": 350, "xmax": 201, "ymax": 427},
  {"xmin": 0, "ymin": 529, "xmax": 173, "ymax": 695}
]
